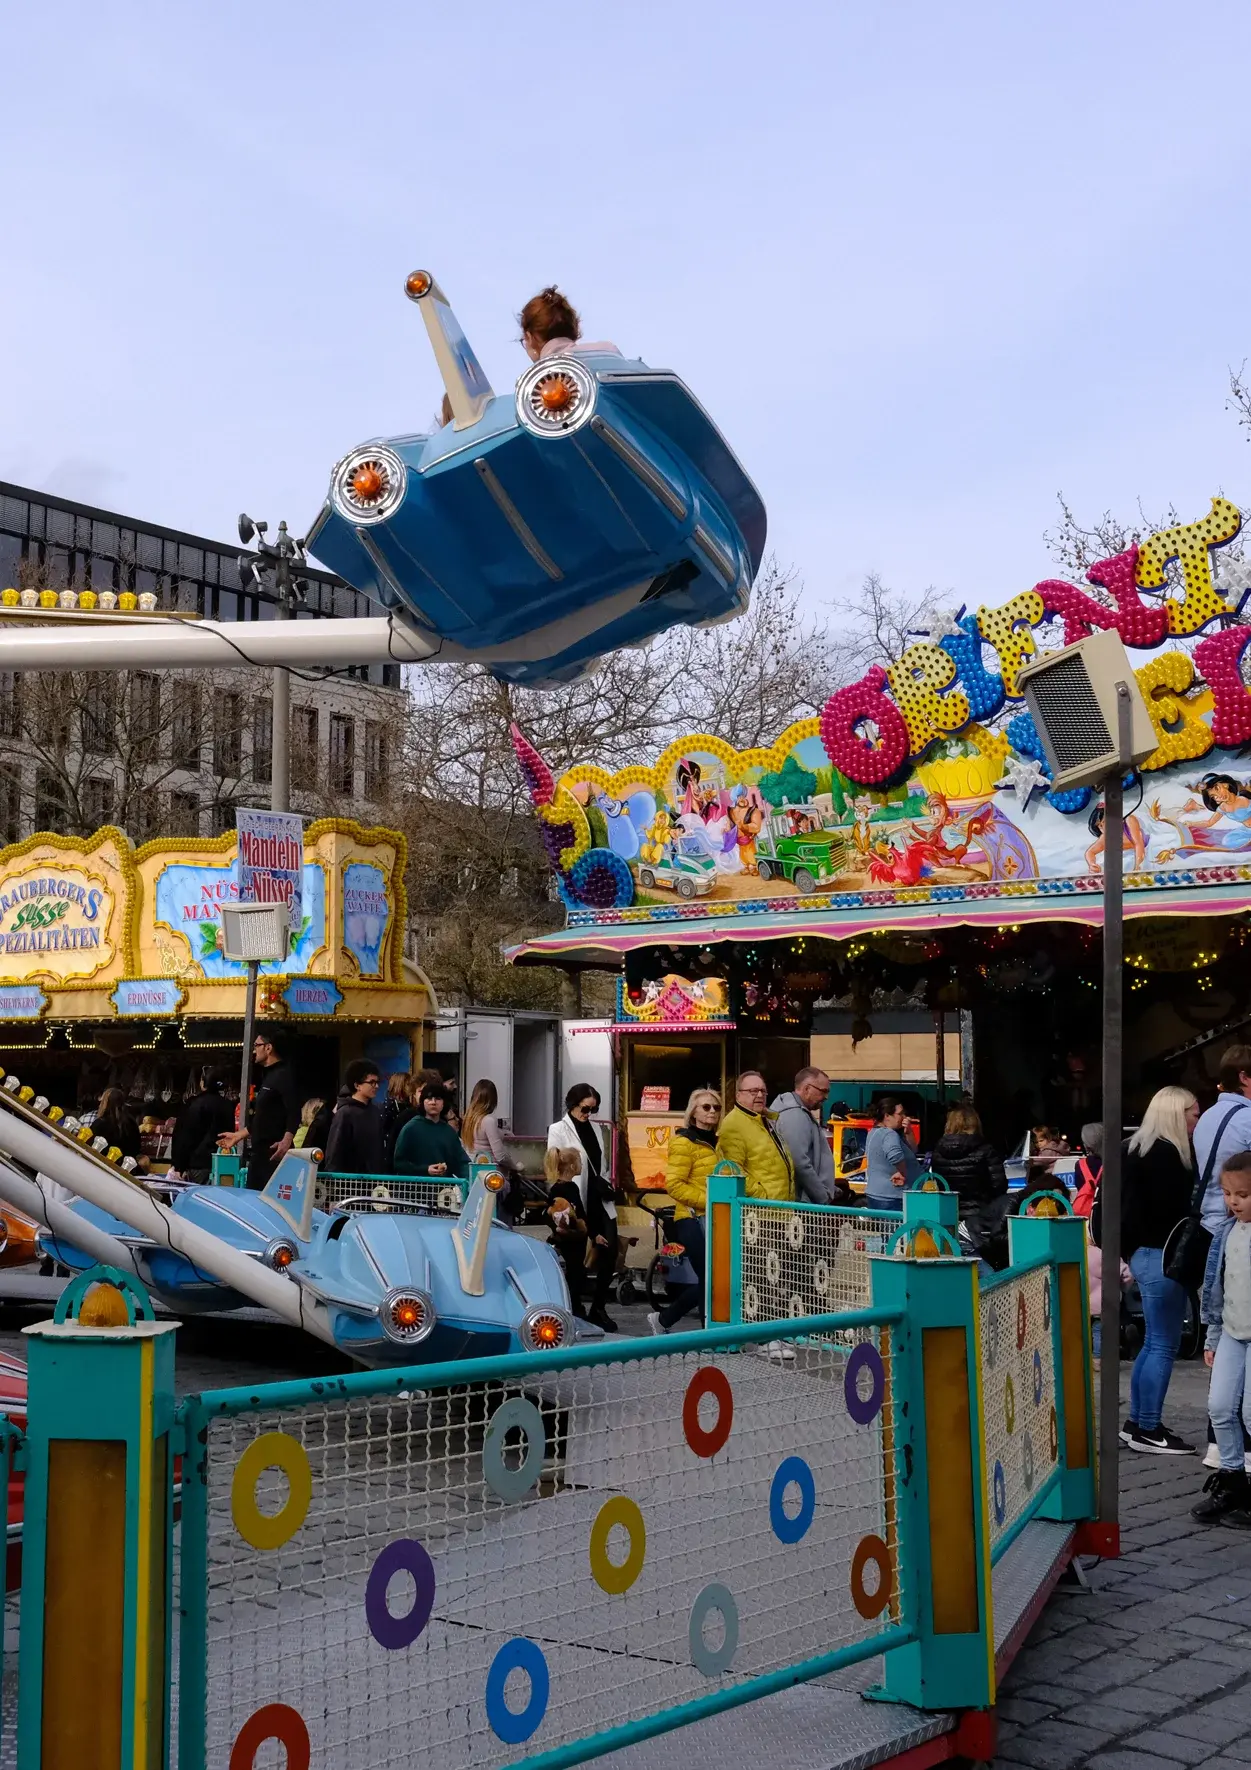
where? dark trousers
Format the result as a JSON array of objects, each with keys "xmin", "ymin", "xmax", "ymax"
[
  {"xmin": 660, "ymin": 1216, "xmax": 705, "ymax": 1330},
  {"xmin": 588, "ymin": 1221, "xmax": 619, "ymax": 1311}
]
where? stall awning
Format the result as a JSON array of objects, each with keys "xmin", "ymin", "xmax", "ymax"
[{"xmin": 506, "ymin": 874, "xmax": 1251, "ymax": 967}]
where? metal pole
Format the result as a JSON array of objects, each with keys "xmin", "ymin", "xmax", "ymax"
[
  {"xmin": 239, "ymin": 958, "xmax": 259, "ymax": 1177},
  {"xmin": 1098, "ymin": 683, "xmax": 1132, "ymax": 1537},
  {"xmin": 272, "ymin": 520, "xmax": 292, "ymax": 812},
  {"xmin": 934, "ymin": 1007, "xmax": 946, "ymax": 1107}
]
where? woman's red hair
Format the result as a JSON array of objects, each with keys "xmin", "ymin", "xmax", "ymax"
[{"xmin": 519, "ymin": 286, "xmax": 581, "ymax": 347}]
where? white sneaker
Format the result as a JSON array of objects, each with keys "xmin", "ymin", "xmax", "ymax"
[
  {"xmin": 646, "ymin": 1312, "xmax": 665, "ymax": 1336},
  {"xmin": 753, "ymin": 1339, "xmax": 797, "ymax": 1362},
  {"xmin": 1204, "ymin": 1442, "xmax": 1221, "ymax": 1470}
]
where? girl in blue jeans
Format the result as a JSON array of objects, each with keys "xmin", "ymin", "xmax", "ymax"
[
  {"xmin": 1193, "ymin": 1151, "xmax": 1251, "ymax": 1524},
  {"xmin": 1120, "ymin": 1086, "xmax": 1201, "ymax": 1455}
]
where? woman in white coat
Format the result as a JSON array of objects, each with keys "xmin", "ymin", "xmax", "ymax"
[{"xmin": 547, "ymin": 1084, "xmax": 617, "ymax": 1331}]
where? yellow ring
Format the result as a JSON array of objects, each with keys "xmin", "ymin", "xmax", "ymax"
[
  {"xmin": 589, "ymin": 1495, "xmax": 646, "ymax": 1595},
  {"xmin": 1005, "ymin": 1374, "xmax": 1016, "ymax": 1436},
  {"xmin": 231, "ymin": 1432, "xmax": 312, "ymax": 1551}
]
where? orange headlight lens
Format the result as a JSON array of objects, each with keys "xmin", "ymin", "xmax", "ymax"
[
  {"xmin": 483, "ymin": 1169, "xmax": 507, "ymax": 1193},
  {"xmin": 352, "ymin": 463, "xmax": 385, "ymax": 503},
  {"xmin": 537, "ymin": 372, "xmax": 577, "ymax": 414},
  {"xmin": 405, "ymin": 269, "xmax": 433, "ymax": 300}
]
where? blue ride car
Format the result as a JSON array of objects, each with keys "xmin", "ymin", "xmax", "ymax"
[{"xmin": 305, "ymin": 271, "xmax": 766, "ymax": 685}]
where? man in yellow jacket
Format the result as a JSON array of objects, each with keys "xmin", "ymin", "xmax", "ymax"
[{"xmin": 716, "ymin": 1072, "xmax": 795, "ymax": 1200}]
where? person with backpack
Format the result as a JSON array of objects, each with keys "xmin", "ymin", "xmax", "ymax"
[
  {"xmin": 1192, "ymin": 1047, "xmax": 1251, "ymax": 1469},
  {"xmin": 1072, "ymin": 1123, "xmax": 1103, "ymax": 1218}
]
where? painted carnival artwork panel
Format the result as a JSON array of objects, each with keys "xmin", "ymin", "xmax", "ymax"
[{"xmin": 513, "ymin": 497, "xmax": 1251, "ymax": 920}]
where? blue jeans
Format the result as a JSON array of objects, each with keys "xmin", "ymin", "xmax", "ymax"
[
  {"xmin": 659, "ymin": 1216, "xmax": 705, "ymax": 1330},
  {"xmin": 1208, "ymin": 1331, "xmax": 1251, "ymax": 1470},
  {"xmin": 1129, "ymin": 1245, "xmax": 1187, "ymax": 1431}
]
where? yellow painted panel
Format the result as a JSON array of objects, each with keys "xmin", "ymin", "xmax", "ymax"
[
  {"xmin": 1059, "ymin": 1264, "xmax": 1091, "ymax": 1470},
  {"xmin": 922, "ymin": 1325, "xmax": 980, "ymax": 1635},
  {"xmin": 43, "ymin": 1439, "xmax": 126, "ymax": 1768}
]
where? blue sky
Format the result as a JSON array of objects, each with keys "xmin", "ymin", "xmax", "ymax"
[{"xmin": 5, "ymin": 1, "xmax": 1251, "ymax": 621}]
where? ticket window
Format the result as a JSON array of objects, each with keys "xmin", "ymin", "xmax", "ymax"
[{"xmin": 623, "ymin": 1034, "xmax": 727, "ymax": 1198}]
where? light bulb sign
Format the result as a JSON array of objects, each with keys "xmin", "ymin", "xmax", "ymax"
[{"xmin": 236, "ymin": 810, "xmax": 304, "ymax": 933}]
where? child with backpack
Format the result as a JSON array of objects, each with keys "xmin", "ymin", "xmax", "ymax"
[{"xmin": 1192, "ymin": 1149, "xmax": 1251, "ymax": 1526}]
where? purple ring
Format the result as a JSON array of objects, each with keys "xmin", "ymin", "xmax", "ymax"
[
  {"xmin": 365, "ymin": 1538, "xmax": 436, "ymax": 1651},
  {"xmin": 845, "ymin": 1342, "xmax": 885, "ymax": 1425}
]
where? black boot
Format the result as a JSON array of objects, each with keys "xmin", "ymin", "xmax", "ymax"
[
  {"xmin": 1193, "ymin": 1469, "xmax": 1250, "ymax": 1522},
  {"xmin": 588, "ymin": 1306, "xmax": 618, "ymax": 1333}
]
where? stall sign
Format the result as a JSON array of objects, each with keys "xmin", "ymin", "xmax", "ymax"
[
  {"xmin": 237, "ymin": 810, "xmax": 304, "ymax": 928},
  {"xmin": 112, "ymin": 979, "xmax": 183, "ymax": 1018},
  {"xmin": 639, "ymin": 1086, "xmax": 671, "ymax": 1111},
  {"xmin": 0, "ymin": 985, "xmax": 46, "ymax": 1020},
  {"xmin": 281, "ymin": 977, "xmax": 343, "ymax": 1017},
  {"xmin": 0, "ymin": 863, "xmax": 115, "ymax": 980},
  {"xmin": 154, "ymin": 860, "xmax": 325, "ymax": 979},
  {"xmin": 342, "ymin": 861, "xmax": 391, "ymax": 978}
]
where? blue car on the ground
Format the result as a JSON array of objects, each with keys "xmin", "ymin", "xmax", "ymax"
[{"xmin": 305, "ymin": 271, "xmax": 765, "ymax": 685}]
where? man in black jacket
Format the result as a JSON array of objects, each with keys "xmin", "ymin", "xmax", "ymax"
[
  {"xmin": 241, "ymin": 1028, "xmax": 302, "ymax": 1190},
  {"xmin": 171, "ymin": 1068, "xmax": 236, "ymax": 1181},
  {"xmin": 322, "ymin": 1061, "xmax": 385, "ymax": 1177}
]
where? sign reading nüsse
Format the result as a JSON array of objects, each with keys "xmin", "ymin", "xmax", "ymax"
[{"xmin": 236, "ymin": 810, "xmax": 304, "ymax": 932}]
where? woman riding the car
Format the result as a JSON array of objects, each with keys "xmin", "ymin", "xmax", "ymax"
[{"xmin": 519, "ymin": 286, "xmax": 621, "ymax": 362}]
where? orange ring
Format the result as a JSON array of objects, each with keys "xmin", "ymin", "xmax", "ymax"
[
  {"xmin": 230, "ymin": 1705, "xmax": 310, "ymax": 1770},
  {"xmin": 850, "ymin": 1535, "xmax": 893, "ymax": 1619},
  {"xmin": 683, "ymin": 1367, "xmax": 733, "ymax": 1458}
]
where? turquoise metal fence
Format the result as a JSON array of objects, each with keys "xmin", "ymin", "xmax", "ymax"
[
  {"xmin": 177, "ymin": 1313, "xmax": 909, "ymax": 1770},
  {"xmin": 978, "ymin": 1258, "xmax": 1062, "ymax": 1561},
  {"xmin": 315, "ymin": 1170, "xmax": 471, "ymax": 1213}
]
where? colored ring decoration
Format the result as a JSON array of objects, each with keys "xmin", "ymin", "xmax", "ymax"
[
  {"xmin": 230, "ymin": 1705, "xmax": 311, "ymax": 1770},
  {"xmin": 482, "ymin": 1396, "xmax": 547, "ymax": 1503},
  {"xmin": 485, "ymin": 1638, "xmax": 550, "ymax": 1744},
  {"xmin": 1016, "ymin": 1291, "xmax": 1027, "ymax": 1349},
  {"xmin": 1033, "ymin": 1348, "xmax": 1044, "ymax": 1407},
  {"xmin": 684, "ymin": 1366, "xmax": 734, "ymax": 1458},
  {"xmin": 850, "ymin": 1535, "xmax": 893, "ymax": 1620},
  {"xmin": 765, "ymin": 1248, "xmax": 781, "ymax": 1286},
  {"xmin": 589, "ymin": 1495, "xmax": 647, "ymax": 1594},
  {"xmin": 688, "ymin": 1582, "xmax": 740, "ymax": 1677},
  {"xmin": 770, "ymin": 1456, "xmax": 816, "ymax": 1544},
  {"xmin": 1023, "ymin": 1430, "xmax": 1035, "ymax": 1491},
  {"xmin": 1049, "ymin": 1405, "xmax": 1059, "ymax": 1462},
  {"xmin": 788, "ymin": 1294, "xmax": 806, "ymax": 1319},
  {"xmin": 231, "ymin": 1433, "xmax": 312, "ymax": 1551},
  {"xmin": 992, "ymin": 1460, "xmax": 1006, "ymax": 1525},
  {"xmin": 986, "ymin": 1305, "xmax": 1000, "ymax": 1369},
  {"xmin": 743, "ymin": 1282, "xmax": 760, "ymax": 1319},
  {"xmin": 844, "ymin": 1342, "xmax": 885, "ymax": 1426},
  {"xmin": 1042, "ymin": 1277, "xmax": 1052, "ymax": 1329},
  {"xmin": 813, "ymin": 1257, "xmax": 831, "ymax": 1298},
  {"xmin": 365, "ymin": 1538, "xmax": 436, "ymax": 1651},
  {"xmin": 1004, "ymin": 1373, "xmax": 1016, "ymax": 1435},
  {"xmin": 786, "ymin": 1214, "xmax": 805, "ymax": 1249},
  {"xmin": 743, "ymin": 1211, "xmax": 760, "ymax": 1245}
]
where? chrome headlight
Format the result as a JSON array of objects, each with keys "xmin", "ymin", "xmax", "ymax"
[
  {"xmin": 519, "ymin": 1304, "xmax": 574, "ymax": 1352},
  {"xmin": 263, "ymin": 1237, "xmax": 298, "ymax": 1273},
  {"xmin": 381, "ymin": 1287, "xmax": 437, "ymax": 1346},
  {"xmin": 330, "ymin": 443, "xmax": 408, "ymax": 525},
  {"xmin": 515, "ymin": 357, "xmax": 597, "ymax": 438}
]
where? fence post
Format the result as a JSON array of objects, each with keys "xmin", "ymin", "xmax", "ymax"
[
  {"xmin": 17, "ymin": 1269, "xmax": 177, "ymax": 1770},
  {"xmin": 705, "ymin": 1161, "xmax": 745, "ymax": 1325},
  {"xmin": 903, "ymin": 1181, "xmax": 959, "ymax": 1237},
  {"xmin": 1009, "ymin": 1212, "xmax": 1098, "ymax": 1531},
  {"xmin": 869, "ymin": 1250, "xmax": 995, "ymax": 1712}
]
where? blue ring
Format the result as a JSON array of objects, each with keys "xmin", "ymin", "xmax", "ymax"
[
  {"xmin": 769, "ymin": 1456, "xmax": 816, "ymax": 1544},
  {"xmin": 992, "ymin": 1460, "xmax": 1006, "ymax": 1525},
  {"xmin": 485, "ymin": 1638, "xmax": 550, "ymax": 1744},
  {"xmin": 1033, "ymin": 1348, "xmax": 1043, "ymax": 1406}
]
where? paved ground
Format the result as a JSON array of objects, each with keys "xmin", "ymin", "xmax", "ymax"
[{"xmin": 992, "ymin": 1357, "xmax": 1251, "ymax": 1770}]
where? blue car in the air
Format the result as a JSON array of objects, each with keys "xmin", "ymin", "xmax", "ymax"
[{"xmin": 304, "ymin": 271, "xmax": 766, "ymax": 685}]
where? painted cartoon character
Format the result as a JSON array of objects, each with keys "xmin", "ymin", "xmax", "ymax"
[
  {"xmin": 1085, "ymin": 802, "xmax": 1147, "ymax": 873},
  {"xmin": 595, "ymin": 789, "xmax": 656, "ymax": 863},
  {"xmin": 1150, "ymin": 773, "xmax": 1251, "ymax": 860},
  {"xmin": 728, "ymin": 785, "xmax": 765, "ymax": 872}
]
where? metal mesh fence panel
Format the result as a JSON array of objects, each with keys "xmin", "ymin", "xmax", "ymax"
[
  {"xmin": 316, "ymin": 1174, "xmax": 468, "ymax": 1214},
  {"xmin": 739, "ymin": 1204, "xmax": 902, "ymax": 1323},
  {"xmin": 191, "ymin": 1324, "xmax": 904, "ymax": 1769},
  {"xmin": 978, "ymin": 1264, "xmax": 1059, "ymax": 1556}
]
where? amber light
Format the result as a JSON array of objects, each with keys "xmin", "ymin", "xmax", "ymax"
[
  {"xmin": 272, "ymin": 1246, "xmax": 294, "ymax": 1269},
  {"xmin": 352, "ymin": 464, "xmax": 386, "ymax": 503},
  {"xmin": 537, "ymin": 373, "xmax": 577, "ymax": 414},
  {"xmin": 405, "ymin": 269, "xmax": 433, "ymax": 300},
  {"xmin": 531, "ymin": 1313, "xmax": 564, "ymax": 1348},
  {"xmin": 484, "ymin": 1170, "xmax": 507, "ymax": 1193},
  {"xmin": 392, "ymin": 1299, "xmax": 423, "ymax": 1329}
]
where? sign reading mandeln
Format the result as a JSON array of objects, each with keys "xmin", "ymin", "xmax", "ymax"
[{"xmin": 236, "ymin": 810, "xmax": 304, "ymax": 932}]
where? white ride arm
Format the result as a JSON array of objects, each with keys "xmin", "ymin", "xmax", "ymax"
[{"xmin": 0, "ymin": 1156, "xmax": 145, "ymax": 1279}]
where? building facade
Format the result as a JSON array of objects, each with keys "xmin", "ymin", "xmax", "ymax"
[{"xmin": 0, "ymin": 482, "xmax": 405, "ymax": 844}]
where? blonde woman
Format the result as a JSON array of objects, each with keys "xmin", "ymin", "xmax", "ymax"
[
  {"xmin": 650, "ymin": 1089, "xmax": 721, "ymax": 1335},
  {"xmin": 1122, "ymin": 1085, "xmax": 1201, "ymax": 1456}
]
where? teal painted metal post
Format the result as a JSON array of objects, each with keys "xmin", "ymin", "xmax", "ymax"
[
  {"xmin": 870, "ymin": 1253, "xmax": 995, "ymax": 1711},
  {"xmin": 903, "ymin": 1187, "xmax": 959, "ymax": 1235},
  {"xmin": 17, "ymin": 1278, "xmax": 177, "ymax": 1769},
  {"xmin": 705, "ymin": 1161, "xmax": 746, "ymax": 1326},
  {"xmin": 1010, "ymin": 1215, "xmax": 1097, "ymax": 1523}
]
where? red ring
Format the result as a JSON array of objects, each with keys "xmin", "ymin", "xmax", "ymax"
[
  {"xmin": 683, "ymin": 1367, "xmax": 733, "ymax": 1458},
  {"xmin": 850, "ymin": 1535, "xmax": 893, "ymax": 1620},
  {"xmin": 1016, "ymin": 1291, "xmax": 1028, "ymax": 1350},
  {"xmin": 230, "ymin": 1706, "xmax": 310, "ymax": 1770}
]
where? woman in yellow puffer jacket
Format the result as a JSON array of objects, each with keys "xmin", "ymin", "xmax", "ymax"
[{"xmin": 651, "ymin": 1089, "xmax": 721, "ymax": 1335}]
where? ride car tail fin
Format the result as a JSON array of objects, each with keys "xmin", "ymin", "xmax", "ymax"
[
  {"xmin": 451, "ymin": 1162, "xmax": 500, "ymax": 1297},
  {"xmin": 404, "ymin": 269, "xmax": 494, "ymax": 430},
  {"xmin": 261, "ymin": 1152, "xmax": 318, "ymax": 1242}
]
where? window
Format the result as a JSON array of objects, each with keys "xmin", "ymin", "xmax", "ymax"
[
  {"xmin": 83, "ymin": 776, "xmax": 114, "ymax": 828},
  {"xmin": 0, "ymin": 769, "xmax": 19, "ymax": 845},
  {"xmin": 329, "ymin": 714, "xmax": 355, "ymax": 795},
  {"xmin": 34, "ymin": 768, "xmax": 68, "ymax": 833},
  {"xmin": 252, "ymin": 698, "xmax": 272, "ymax": 786},
  {"xmin": 214, "ymin": 691, "xmax": 242, "ymax": 776},
  {"xmin": 364, "ymin": 721, "xmax": 388, "ymax": 799},
  {"xmin": 172, "ymin": 683, "xmax": 201, "ymax": 770},
  {"xmin": 133, "ymin": 786, "xmax": 162, "ymax": 843},
  {"xmin": 292, "ymin": 706, "xmax": 318, "ymax": 788},
  {"xmin": 210, "ymin": 798, "xmax": 236, "ymax": 837},
  {"xmin": 81, "ymin": 677, "xmax": 116, "ymax": 755},
  {"xmin": 130, "ymin": 673, "xmax": 161, "ymax": 747},
  {"xmin": 0, "ymin": 674, "xmax": 20, "ymax": 740},
  {"xmin": 168, "ymin": 790, "xmax": 200, "ymax": 836}
]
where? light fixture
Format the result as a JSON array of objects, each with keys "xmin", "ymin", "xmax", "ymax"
[{"xmin": 218, "ymin": 902, "xmax": 290, "ymax": 964}]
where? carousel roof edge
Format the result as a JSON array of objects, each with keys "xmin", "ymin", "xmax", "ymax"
[{"xmin": 505, "ymin": 877, "xmax": 1251, "ymax": 965}]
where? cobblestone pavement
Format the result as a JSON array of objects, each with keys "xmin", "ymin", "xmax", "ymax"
[{"xmin": 993, "ymin": 1357, "xmax": 1251, "ymax": 1770}]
